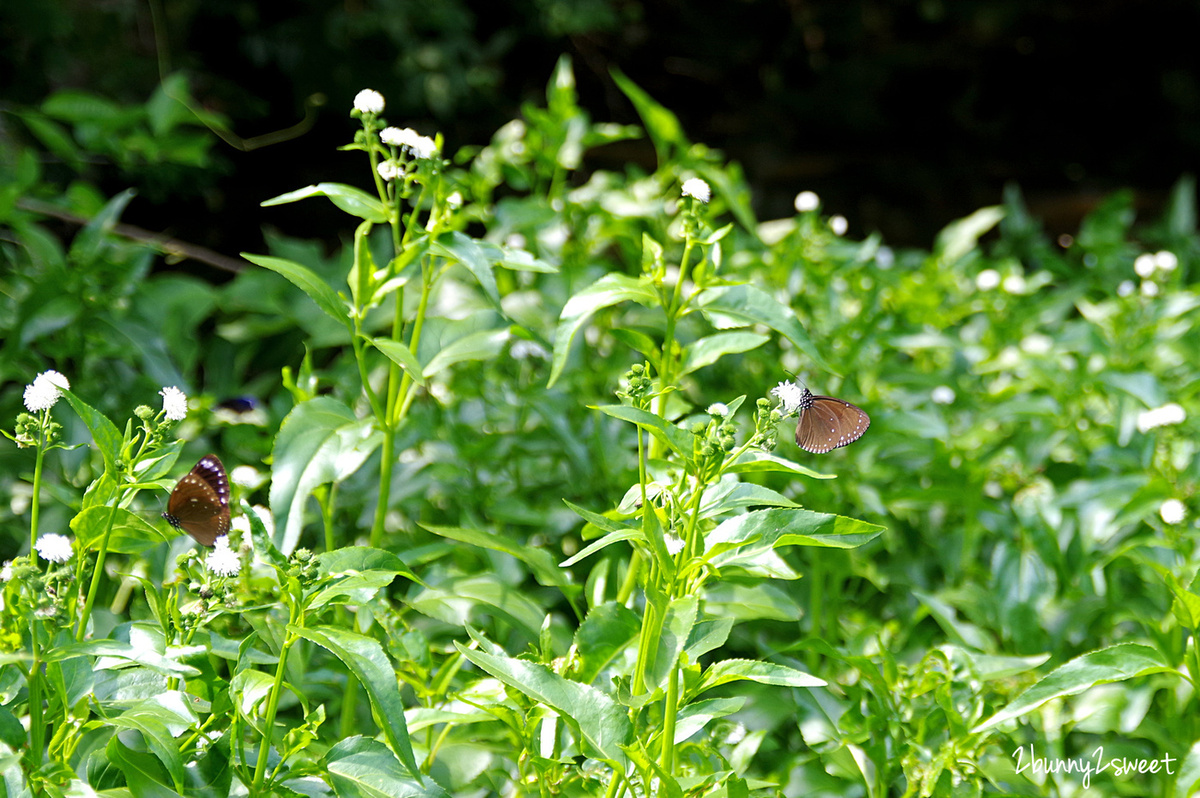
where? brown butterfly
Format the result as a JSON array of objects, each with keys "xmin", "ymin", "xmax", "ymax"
[
  {"xmin": 795, "ymin": 388, "xmax": 870, "ymax": 453},
  {"xmin": 162, "ymin": 454, "xmax": 231, "ymax": 546}
]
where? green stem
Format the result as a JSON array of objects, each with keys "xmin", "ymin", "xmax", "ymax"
[
  {"xmin": 660, "ymin": 666, "xmax": 679, "ymax": 773},
  {"xmin": 29, "ymin": 433, "xmax": 46, "ymax": 566},
  {"xmin": 76, "ymin": 498, "xmax": 123, "ymax": 641},
  {"xmin": 27, "ymin": 620, "xmax": 44, "ymax": 769},
  {"xmin": 251, "ymin": 630, "xmax": 298, "ymax": 792},
  {"xmin": 370, "ymin": 429, "xmax": 396, "ymax": 548}
]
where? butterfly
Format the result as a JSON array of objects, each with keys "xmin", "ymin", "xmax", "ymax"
[
  {"xmin": 162, "ymin": 454, "xmax": 231, "ymax": 546},
  {"xmin": 795, "ymin": 387, "xmax": 870, "ymax": 453}
]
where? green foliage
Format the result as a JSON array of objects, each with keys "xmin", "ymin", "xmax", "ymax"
[{"xmin": 3, "ymin": 56, "xmax": 1200, "ymax": 797}]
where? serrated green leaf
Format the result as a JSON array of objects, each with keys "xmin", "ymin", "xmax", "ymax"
[
  {"xmin": 697, "ymin": 285, "xmax": 830, "ymax": 374},
  {"xmin": 593, "ymin": 404, "xmax": 693, "ymax": 457},
  {"xmin": 973, "ymin": 643, "xmax": 1173, "ymax": 733},
  {"xmin": 261, "ymin": 182, "xmax": 388, "ymax": 223},
  {"xmin": 455, "ymin": 642, "xmax": 633, "ymax": 765},
  {"xmin": 243, "ymin": 253, "xmax": 351, "ymax": 330},
  {"xmin": 549, "ymin": 272, "xmax": 658, "ymax": 387},
  {"xmin": 292, "ymin": 625, "xmax": 423, "ymax": 780}
]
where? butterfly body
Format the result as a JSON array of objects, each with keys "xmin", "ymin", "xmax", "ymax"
[
  {"xmin": 795, "ymin": 388, "xmax": 870, "ymax": 453},
  {"xmin": 163, "ymin": 454, "xmax": 231, "ymax": 546}
]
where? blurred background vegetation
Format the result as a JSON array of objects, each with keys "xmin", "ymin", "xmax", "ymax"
[{"xmin": 4, "ymin": 0, "xmax": 1198, "ymax": 257}]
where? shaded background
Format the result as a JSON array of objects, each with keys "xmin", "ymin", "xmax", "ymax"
[{"xmin": 4, "ymin": 0, "xmax": 1199, "ymax": 258}]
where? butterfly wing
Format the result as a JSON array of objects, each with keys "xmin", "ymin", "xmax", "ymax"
[
  {"xmin": 163, "ymin": 454, "xmax": 231, "ymax": 546},
  {"xmin": 796, "ymin": 396, "xmax": 870, "ymax": 453}
]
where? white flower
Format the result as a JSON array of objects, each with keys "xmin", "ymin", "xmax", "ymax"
[
  {"xmin": 931, "ymin": 386, "xmax": 956, "ymax": 405},
  {"xmin": 771, "ymin": 380, "xmax": 806, "ymax": 415},
  {"xmin": 1160, "ymin": 498, "xmax": 1186, "ymax": 525},
  {"xmin": 1154, "ymin": 250, "xmax": 1178, "ymax": 272},
  {"xmin": 159, "ymin": 386, "xmax": 188, "ymax": 421},
  {"xmin": 510, "ymin": 340, "xmax": 550, "ymax": 361},
  {"xmin": 1134, "ymin": 254, "xmax": 1156, "ymax": 278},
  {"xmin": 1117, "ymin": 280, "xmax": 1135, "ymax": 297},
  {"xmin": 446, "ymin": 191, "xmax": 463, "ymax": 208},
  {"xmin": 794, "ymin": 191, "xmax": 820, "ymax": 213},
  {"xmin": 504, "ymin": 233, "xmax": 527, "ymax": 250},
  {"xmin": 829, "ymin": 215, "xmax": 848, "ymax": 235},
  {"xmin": 23, "ymin": 370, "xmax": 70, "ymax": 412},
  {"xmin": 975, "ymin": 269, "xmax": 1001, "ymax": 291},
  {"xmin": 380, "ymin": 126, "xmax": 417, "ymax": 148},
  {"xmin": 707, "ymin": 402, "xmax": 730, "ymax": 417},
  {"xmin": 383, "ymin": 127, "xmax": 438, "ymax": 159},
  {"xmin": 34, "ymin": 533, "xmax": 73, "ymax": 563},
  {"xmin": 353, "ymin": 89, "xmax": 385, "ymax": 115},
  {"xmin": 0, "ymin": 561, "xmax": 11, "ymax": 582},
  {"xmin": 875, "ymin": 246, "xmax": 895, "ymax": 270},
  {"xmin": 206, "ymin": 536, "xmax": 241, "ymax": 577},
  {"xmin": 681, "ymin": 178, "xmax": 711, "ymax": 203},
  {"xmin": 1002, "ymin": 274, "xmax": 1026, "ymax": 294},
  {"xmin": 1137, "ymin": 403, "xmax": 1186, "ymax": 433},
  {"xmin": 230, "ymin": 465, "xmax": 265, "ymax": 489},
  {"xmin": 377, "ymin": 160, "xmax": 401, "ymax": 181},
  {"xmin": 1141, "ymin": 281, "xmax": 1159, "ymax": 297},
  {"xmin": 663, "ymin": 535, "xmax": 685, "ymax": 556},
  {"xmin": 1020, "ymin": 334, "xmax": 1052, "ymax": 355},
  {"xmin": 409, "ymin": 135, "xmax": 438, "ymax": 160}
]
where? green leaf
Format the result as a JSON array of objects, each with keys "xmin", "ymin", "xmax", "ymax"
[
  {"xmin": 593, "ymin": 404, "xmax": 694, "ymax": 458},
  {"xmin": 973, "ymin": 644, "xmax": 1173, "ymax": 733},
  {"xmin": 549, "ymin": 272, "xmax": 658, "ymax": 387},
  {"xmin": 680, "ymin": 332, "xmax": 770, "ymax": 376},
  {"xmin": 408, "ymin": 575, "xmax": 549, "ymax": 637},
  {"xmin": 324, "ymin": 736, "xmax": 450, "ymax": 797},
  {"xmin": 611, "ymin": 68, "xmax": 688, "ymax": 163},
  {"xmin": 420, "ymin": 525, "xmax": 574, "ymax": 593},
  {"xmin": 369, "ymin": 336, "xmax": 426, "ymax": 387},
  {"xmin": 108, "ymin": 712, "xmax": 185, "ymax": 787},
  {"xmin": 270, "ymin": 397, "xmax": 382, "ymax": 553},
  {"xmin": 261, "ymin": 182, "xmax": 388, "ymax": 223},
  {"xmin": 697, "ymin": 659, "xmax": 825, "ymax": 693},
  {"xmin": 707, "ymin": 509, "xmax": 884, "ymax": 573},
  {"xmin": 559, "ymin": 528, "xmax": 642, "ymax": 567},
  {"xmin": 645, "ymin": 596, "xmax": 698, "ymax": 690},
  {"xmin": 574, "ymin": 602, "xmax": 641, "ymax": 685},
  {"xmin": 934, "ymin": 205, "xmax": 1006, "ymax": 265},
  {"xmin": 430, "ymin": 231, "xmax": 501, "ymax": 308},
  {"xmin": 310, "ymin": 546, "xmax": 423, "ymax": 608},
  {"xmin": 697, "ymin": 285, "xmax": 831, "ymax": 374},
  {"xmin": 106, "ymin": 734, "xmax": 182, "ymax": 798},
  {"xmin": 243, "ymin": 253, "xmax": 351, "ymax": 330},
  {"xmin": 71, "ymin": 506, "xmax": 169, "ymax": 554},
  {"xmin": 421, "ymin": 328, "xmax": 509, "ymax": 378},
  {"xmin": 292, "ymin": 625, "xmax": 423, "ymax": 780},
  {"xmin": 456, "ymin": 641, "xmax": 633, "ymax": 765},
  {"xmin": 59, "ymin": 389, "xmax": 123, "ymax": 475},
  {"xmin": 725, "ymin": 450, "xmax": 834, "ymax": 479}
]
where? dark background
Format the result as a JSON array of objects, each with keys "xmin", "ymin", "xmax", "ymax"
[{"xmin": 4, "ymin": 0, "xmax": 1199, "ymax": 256}]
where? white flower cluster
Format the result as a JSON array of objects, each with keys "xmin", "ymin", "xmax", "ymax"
[
  {"xmin": 1136, "ymin": 402, "xmax": 1186, "ymax": 433},
  {"xmin": 794, "ymin": 191, "xmax": 820, "ymax": 213},
  {"xmin": 23, "ymin": 370, "xmax": 70, "ymax": 412},
  {"xmin": 206, "ymin": 536, "xmax": 241, "ymax": 577},
  {"xmin": 681, "ymin": 178, "xmax": 711, "ymax": 203},
  {"xmin": 160, "ymin": 386, "xmax": 189, "ymax": 421},
  {"xmin": 353, "ymin": 89, "xmax": 385, "ymax": 114},
  {"xmin": 35, "ymin": 533, "xmax": 73, "ymax": 563},
  {"xmin": 381, "ymin": 126, "xmax": 438, "ymax": 160},
  {"xmin": 1160, "ymin": 498, "xmax": 1187, "ymax": 525},
  {"xmin": 771, "ymin": 380, "xmax": 806, "ymax": 414}
]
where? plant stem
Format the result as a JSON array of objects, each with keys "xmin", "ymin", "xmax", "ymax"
[
  {"xmin": 76, "ymin": 498, "xmax": 123, "ymax": 641},
  {"xmin": 251, "ymin": 630, "xmax": 297, "ymax": 792}
]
